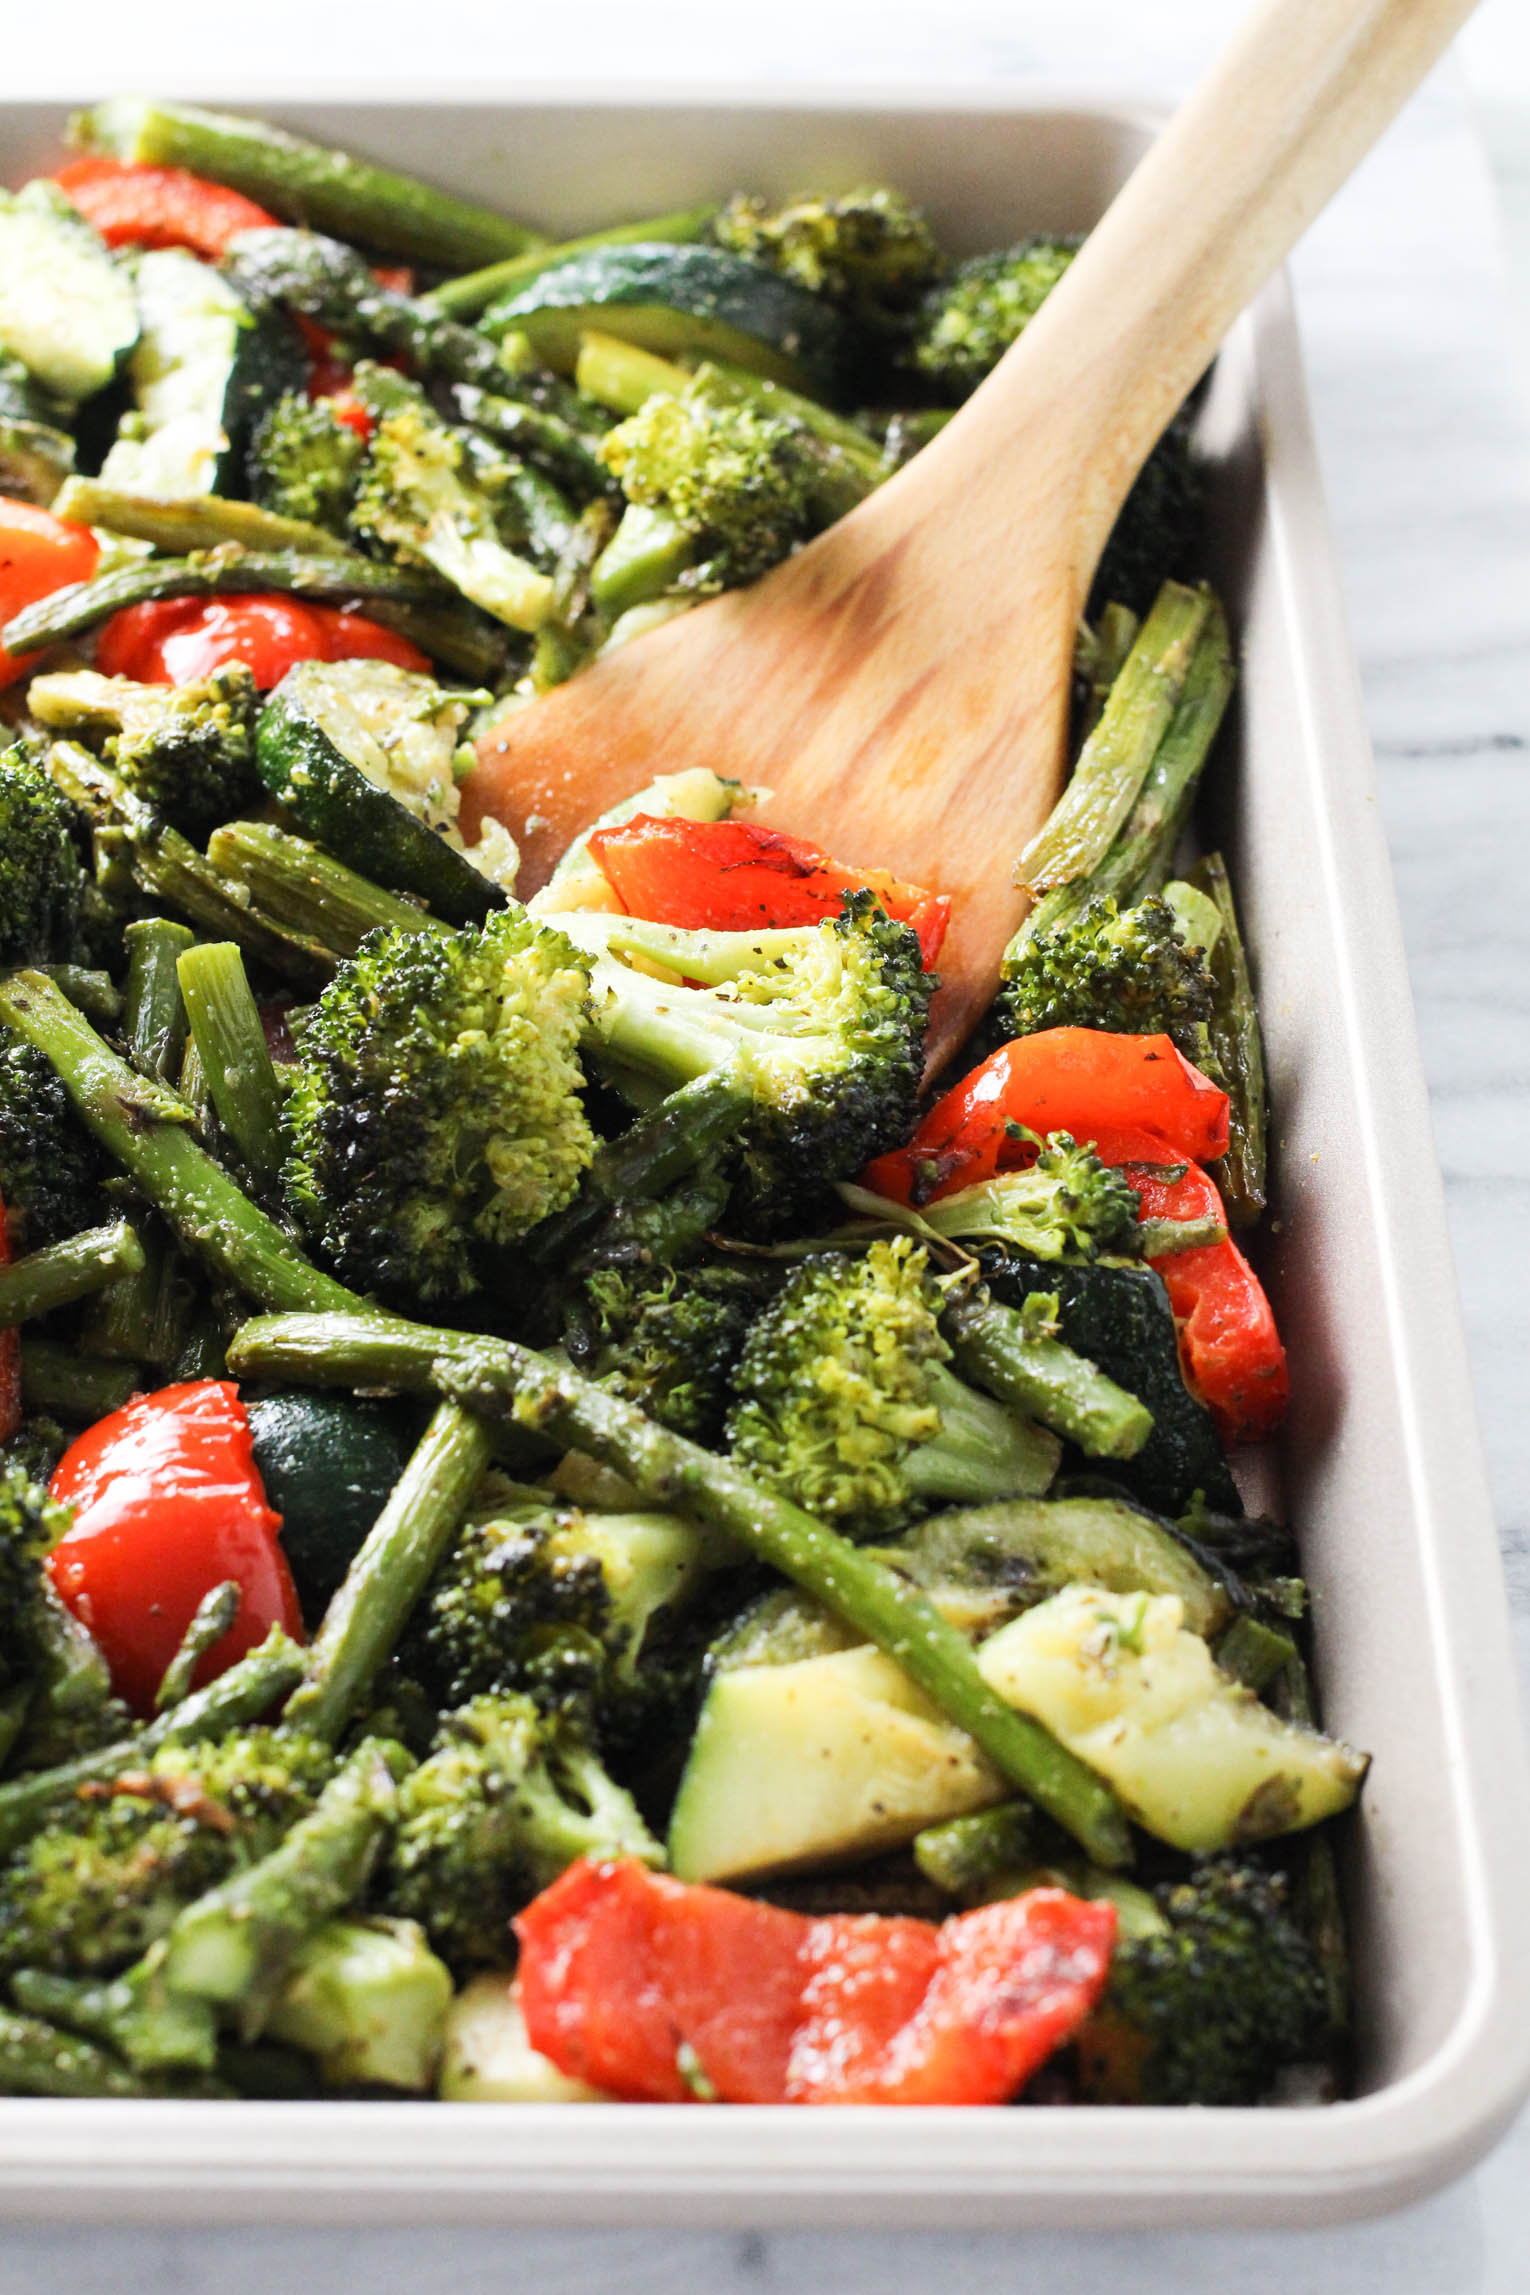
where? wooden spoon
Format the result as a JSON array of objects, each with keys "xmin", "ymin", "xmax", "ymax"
[{"xmin": 465, "ymin": 0, "xmax": 1476, "ymax": 1068}]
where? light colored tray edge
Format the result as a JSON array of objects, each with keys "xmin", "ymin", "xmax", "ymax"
[{"xmin": 0, "ymin": 88, "xmax": 1523, "ymax": 2229}]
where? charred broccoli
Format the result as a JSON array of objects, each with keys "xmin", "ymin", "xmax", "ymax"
[
  {"xmin": 910, "ymin": 234, "xmax": 1081, "ymax": 401},
  {"xmin": 281, "ymin": 908, "xmax": 596, "ymax": 1306},
  {"xmin": 377, "ymin": 1693, "xmax": 661, "ymax": 1976},
  {"xmin": 0, "ymin": 1461, "xmax": 120, "ymax": 1772},
  {"xmin": 997, "ymin": 893, "xmax": 1216, "ymax": 1056},
  {"xmin": 28, "ymin": 665, "xmax": 260, "ymax": 840},
  {"xmin": 0, "ymin": 743, "xmax": 88, "ymax": 967},
  {"xmin": 0, "ymin": 1028, "xmax": 105, "ymax": 1254},
  {"xmin": 560, "ymin": 1260, "xmax": 768, "ymax": 1443},
  {"xmin": 246, "ymin": 390, "xmax": 364, "ymax": 533},
  {"xmin": 712, "ymin": 185, "xmax": 942, "ymax": 331},
  {"xmin": 1074, "ymin": 1856, "xmax": 1332, "ymax": 2104},
  {"xmin": 350, "ymin": 399, "xmax": 554, "ymax": 631},
  {"xmin": 724, "ymin": 1237, "xmax": 1057, "ymax": 1538}
]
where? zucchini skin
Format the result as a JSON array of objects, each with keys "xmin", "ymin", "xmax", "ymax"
[
  {"xmin": 479, "ymin": 244, "xmax": 846, "ymax": 396},
  {"xmin": 74, "ymin": 98, "xmax": 546, "ymax": 270},
  {"xmin": 255, "ymin": 675, "xmax": 505, "ymax": 928},
  {"xmin": 245, "ymin": 1388, "xmax": 414, "ymax": 1628}
]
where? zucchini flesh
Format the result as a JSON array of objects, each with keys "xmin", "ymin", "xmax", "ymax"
[{"xmin": 0, "ymin": 182, "xmax": 137, "ymax": 404}]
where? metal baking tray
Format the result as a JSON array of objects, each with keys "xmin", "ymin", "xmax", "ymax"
[{"xmin": 0, "ymin": 89, "xmax": 1525, "ymax": 2230}]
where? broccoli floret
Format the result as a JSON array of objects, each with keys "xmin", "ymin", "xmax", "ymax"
[
  {"xmin": 997, "ymin": 893, "xmax": 1216, "ymax": 1056},
  {"xmin": 1075, "ymin": 1857, "xmax": 1331, "ymax": 2105},
  {"xmin": 28, "ymin": 665, "xmax": 260, "ymax": 840},
  {"xmin": 246, "ymin": 390, "xmax": 364, "ymax": 533},
  {"xmin": 712, "ymin": 185, "xmax": 942, "ymax": 330},
  {"xmin": 0, "ymin": 1461, "xmax": 121, "ymax": 1767},
  {"xmin": 0, "ymin": 744, "xmax": 89, "ymax": 967},
  {"xmin": 907, "ymin": 1132, "xmax": 1142, "ymax": 1258},
  {"xmin": 1090, "ymin": 409, "xmax": 1205, "ymax": 619},
  {"xmin": 910, "ymin": 235, "xmax": 1081, "ymax": 402},
  {"xmin": 724, "ymin": 1237, "xmax": 1055, "ymax": 1538},
  {"xmin": 377, "ymin": 1694, "xmax": 661, "ymax": 1976},
  {"xmin": 559, "ymin": 891, "xmax": 930, "ymax": 1234},
  {"xmin": 560, "ymin": 1260, "xmax": 767, "ymax": 1443},
  {"xmin": 281, "ymin": 908, "xmax": 596, "ymax": 1306},
  {"xmin": 0, "ymin": 1728, "xmax": 334, "ymax": 1979},
  {"xmin": 594, "ymin": 388, "xmax": 822, "ymax": 609},
  {"xmin": 350, "ymin": 401, "xmax": 554, "ymax": 631},
  {"xmin": 0, "ymin": 1027, "xmax": 106, "ymax": 1254}
]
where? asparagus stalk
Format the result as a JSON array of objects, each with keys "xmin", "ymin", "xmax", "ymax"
[
  {"xmin": 0, "ymin": 974, "xmax": 364, "ymax": 1320},
  {"xmin": 0, "ymin": 1627, "xmax": 306, "ymax": 1855},
  {"xmin": 123, "ymin": 917, "xmax": 194, "ymax": 1084},
  {"xmin": 230, "ymin": 1312, "xmax": 1133, "ymax": 1868},
  {"xmin": 11, "ymin": 1966, "xmax": 220, "ymax": 2078},
  {"xmin": 161, "ymin": 1737, "xmax": 411, "ymax": 2035},
  {"xmin": 1078, "ymin": 600, "xmax": 1141, "ymax": 741},
  {"xmin": 207, "ymin": 821, "xmax": 446, "ymax": 960},
  {"xmin": 942, "ymin": 1287, "xmax": 1154, "ymax": 1462},
  {"xmin": 1213, "ymin": 1612, "xmax": 1299, "ymax": 1692},
  {"xmin": 450, "ymin": 383, "xmax": 616, "ymax": 499},
  {"xmin": 0, "ymin": 1219, "xmax": 145, "ymax": 1329},
  {"xmin": 51, "ymin": 477, "xmax": 344, "ymax": 560},
  {"xmin": 154, "ymin": 1580, "xmax": 241, "ymax": 1713},
  {"xmin": 284, "ymin": 1402, "xmax": 494, "ymax": 1745},
  {"xmin": 428, "ymin": 205, "xmax": 718, "ymax": 319},
  {"xmin": 176, "ymin": 943, "xmax": 286, "ymax": 1196},
  {"xmin": 1187, "ymin": 851, "xmax": 1268, "ymax": 1228},
  {"xmin": 912, "ymin": 1800, "xmax": 1042, "ymax": 1898},
  {"xmin": 73, "ymin": 98, "xmax": 546, "ymax": 269},
  {"xmin": 574, "ymin": 331, "xmax": 690, "ymax": 417},
  {"xmin": 0, "ymin": 2003, "xmax": 203, "ymax": 2098},
  {"xmin": 525, "ymin": 1063, "xmax": 756, "ymax": 1266},
  {"xmin": 2, "ymin": 546, "xmax": 451, "ymax": 657},
  {"xmin": 20, "ymin": 1338, "xmax": 141, "ymax": 1421},
  {"xmin": 35, "ymin": 965, "xmax": 122, "ymax": 1027},
  {"xmin": 1018, "ymin": 581, "xmax": 1214, "ymax": 895}
]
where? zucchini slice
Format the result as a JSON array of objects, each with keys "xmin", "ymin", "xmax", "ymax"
[
  {"xmin": 99, "ymin": 248, "xmax": 303, "ymax": 497},
  {"xmin": 481, "ymin": 243, "xmax": 844, "ymax": 396},
  {"xmin": 256, "ymin": 659, "xmax": 510, "ymax": 926},
  {"xmin": 0, "ymin": 182, "xmax": 138, "ymax": 404},
  {"xmin": 244, "ymin": 1388, "xmax": 413, "ymax": 1628}
]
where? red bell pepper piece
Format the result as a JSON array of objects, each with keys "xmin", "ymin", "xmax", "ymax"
[
  {"xmin": 0, "ymin": 499, "xmax": 100, "ymax": 688},
  {"xmin": 515, "ymin": 1858, "xmax": 1116, "ymax": 2105},
  {"xmin": 53, "ymin": 156, "xmax": 277, "ymax": 258},
  {"xmin": 585, "ymin": 815, "xmax": 952, "ymax": 970},
  {"xmin": 48, "ymin": 1380, "xmax": 303, "ymax": 1715},
  {"xmin": 94, "ymin": 595, "xmax": 430, "ymax": 687},
  {"xmin": 1086, "ymin": 1124, "xmax": 1289, "ymax": 1443},
  {"xmin": 0, "ymin": 1201, "xmax": 20, "ymax": 1446},
  {"xmin": 862, "ymin": 1028, "xmax": 1231, "ymax": 1207}
]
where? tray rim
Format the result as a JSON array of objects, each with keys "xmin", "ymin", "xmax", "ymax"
[{"xmin": 0, "ymin": 82, "xmax": 1525, "ymax": 2230}]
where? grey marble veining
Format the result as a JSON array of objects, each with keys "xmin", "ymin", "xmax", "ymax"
[{"xmin": 2, "ymin": 5, "xmax": 1528, "ymax": 2289}]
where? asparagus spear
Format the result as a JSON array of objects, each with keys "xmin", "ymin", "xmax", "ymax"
[
  {"xmin": 427, "ymin": 206, "xmax": 718, "ymax": 320},
  {"xmin": 1187, "ymin": 850, "xmax": 1268, "ymax": 1227},
  {"xmin": 51, "ymin": 477, "xmax": 344, "ymax": 560},
  {"xmin": 12, "ymin": 1964, "xmax": 220, "ymax": 2078},
  {"xmin": 73, "ymin": 98, "xmax": 546, "ymax": 269},
  {"xmin": 913, "ymin": 1800, "xmax": 1042, "ymax": 1898},
  {"xmin": 450, "ymin": 383, "xmax": 615, "ymax": 499},
  {"xmin": 942, "ymin": 1286, "xmax": 1154, "ymax": 1462},
  {"xmin": 123, "ymin": 917, "xmax": 194, "ymax": 1084},
  {"xmin": 0, "ymin": 1219, "xmax": 145, "ymax": 1328},
  {"xmin": 284, "ymin": 1402, "xmax": 495, "ymax": 1745},
  {"xmin": 176, "ymin": 943, "xmax": 286, "ymax": 1196},
  {"xmin": 230, "ymin": 1311, "xmax": 1133, "ymax": 1868},
  {"xmin": 20, "ymin": 1339, "xmax": 141, "ymax": 1421},
  {"xmin": 0, "ymin": 2003, "xmax": 207, "ymax": 2098},
  {"xmin": 0, "ymin": 973, "xmax": 363, "ymax": 1319},
  {"xmin": 1018, "ymin": 581, "xmax": 1215, "ymax": 894},
  {"xmin": 154, "ymin": 1580, "xmax": 242, "ymax": 1713},
  {"xmin": 206, "ymin": 821, "xmax": 446, "ymax": 960}
]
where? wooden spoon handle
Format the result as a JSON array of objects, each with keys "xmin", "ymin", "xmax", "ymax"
[{"xmin": 905, "ymin": 0, "xmax": 1478, "ymax": 601}]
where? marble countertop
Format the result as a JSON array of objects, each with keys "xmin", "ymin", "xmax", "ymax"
[{"xmin": 3, "ymin": 5, "xmax": 1528, "ymax": 2289}]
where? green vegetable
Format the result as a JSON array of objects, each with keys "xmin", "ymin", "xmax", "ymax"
[
  {"xmin": 1188, "ymin": 851, "xmax": 1269, "ymax": 1228},
  {"xmin": 264, "ymin": 1915, "xmax": 452, "ymax": 2091},
  {"xmin": 0, "ymin": 742, "xmax": 90, "ymax": 969},
  {"xmin": 0, "ymin": 1219, "xmax": 145, "ymax": 1329},
  {"xmin": 244, "ymin": 1390, "xmax": 413, "ymax": 1629},
  {"xmin": 154, "ymin": 1581, "xmax": 241, "ymax": 1712},
  {"xmin": 941, "ymin": 1280, "xmax": 1154, "ymax": 1461},
  {"xmin": 122, "ymin": 918, "xmax": 193, "ymax": 1084},
  {"xmin": 206, "ymin": 819, "xmax": 448, "ymax": 960},
  {"xmin": 246, "ymin": 391, "xmax": 363, "ymax": 533},
  {"xmin": 176, "ymin": 942, "xmax": 285, "ymax": 1194},
  {"xmin": 712, "ymin": 185, "xmax": 942, "ymax": 333},
  {"xmin": 427, "ymin": 204, "xmax": 719, "ymax": 321},
  {"xmin": 0, "ymin": 1027, "xmax": 106, "ymax": 1253},
  {"xmin": 910, "ymin": 234, "xmax": 1080, "ymax": 401},
  {"xmin": 348, "ymin": 399, "xmax": 555, "ymax": 633},
  {"xmin": 29, "ymin": 663, "xmax": 261, "ymax": 841},
  {"xmin": 997, "ymin": 892, "xmax": 1216, "ymax": 1058},
  {"xmin": 0, "ymin": 180, "xmax": 137, "ymax": 402},
  {"xmin": 51, "ymin": 474, "xmax": 344, "ymax": 559},
  {"xmin": 19, "ymin": 1341, "xmax": 141, "ymax": 1423}
]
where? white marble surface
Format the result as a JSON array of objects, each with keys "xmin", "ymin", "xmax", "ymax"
[{"xmin": 3, "ymin": 3, "xmax": 1529, "ymax": 2287}]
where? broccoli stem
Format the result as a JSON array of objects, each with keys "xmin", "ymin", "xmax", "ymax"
[
  {"xmin": 2, "ymin": 547, "xmax": 452, "ymax": 657},
  {"xmin": 230, "ymin": 1312, "xmax": 1134, "ymax": 1867},
  {"xmin": 0, "ymin": 974, "xmax": 365, "ymax": 1320},
  {"xmin": 0, "ymin": 1218, "xmax": 145, "ymax": 1329},
  {"xmin": 19, "ymin": 1338, "xmax": 141, "ymax": 1421},
  {"xmin": 36, "ymin": 965, "xmax": 122, "ymax": 1028},
  {"xmin": 51, "ymin": 477, "xmax": 345, "ymax": 561},
  {"xmin": 1187, "ymin": 851, "xmax": 1268, "ymax": 1228},
  {"xmin": 574, "ymin": 332, "xmax": 690, "ymax": 417},
  {"xmin": 206, "ymin": 821, "xmax": 446, "ymax": 961},
  {"xmin": 912, "ymin": 1799, "xmax": 1042, "ymax": 1897},
  {"xmin": 0, "ymin": 1626, "xmax": 306, "ymax": 1855},
  {"xmin": 161, "ymin": 1738, "xmax": 411, "ymax": 2036},
  {"xmin": 123, "ymin": 918, "xmax": 194, "ymax": 1084},
  {"xmin": 73, "ymin": 98, "xmax": 547, "ymax": 269},
  {"xmin": 0, "ymin": 2002, "xmax": 199, "ymax": 2098},
  {"xmin": 153, "ymin": 1580, "xmax": 241, "ymax": 1713},
  {"xmin": 589, "ymin": 503, "xmax": 695, "ymax": 619},
  {"xmin": 427, "ymin": 206, "xmax": 719, "ymax": 320},
  {"xmin": 175, "ymin": 943, "xmax": 286, "ymax": 1197},
  {"xmin": 1018, "ymin": 582, "xmax": 1214, "ymax": 895},
  {"xmin": 77, "ymin": 1224, "xmax": 194, "ymax": 1366},
  {"xmin": 902, "ymin": 1362, "xmax": 1060, "ymax": 1503},
  {"xmin": 12, "ymin": 1965, "xmax": 221, "ymax": 2077},
  {"xmin": 943, "ymin": 1289, "xmax": 1155, "ymax": 1462},
  {"xmin": 450, "ymin": 384, "xmax": 616, "ymax": 500},
  {"xmin": 285, "ymin": 1402, "xmax": 495, "ymax": 1746}
]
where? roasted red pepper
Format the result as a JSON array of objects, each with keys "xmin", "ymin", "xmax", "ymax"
[
  {"xmin": 0, "ymin": 498, "xmax": 100, "ymax": 688},
  {"xmin": 862, "ymin": 1028, "xmax": 1231, "ymax": 1207},
  {"xmin": 1087, "ymin": 1123, "xmax": 1289, "ymax": 1443},
  {"xmin": 48, "ymin": 1380, "xmax": 303, "ymax": 1715},
  {"xmin": 53, "ymin": 156, "xmax": 278, "ymax": 257},
  {"xmin": 95, "ymin": 595, "xmax": 430, "ymax": 687},
  {"xmin": 0, "ymin": 1201, "xmax": 20, "ymax": 1446},
  {"xmin": 586, "ymin": 815, "xmax": 952, "ymax": 969},
  {"xmin": 515, "ymin": 1858, "xmax": 1116, "ymax": 2105}
]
